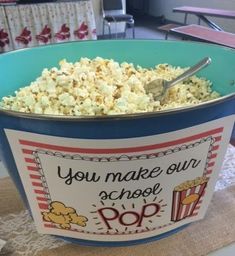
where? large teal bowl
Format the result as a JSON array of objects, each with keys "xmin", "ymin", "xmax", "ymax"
[{"xmin": 0, "ymin": 40, "xmax": 234, "ymax": 246}]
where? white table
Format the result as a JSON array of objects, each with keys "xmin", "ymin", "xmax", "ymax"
[{"xmin": 0, "ymin": 0, "xmax": 96, "ymax": 53}]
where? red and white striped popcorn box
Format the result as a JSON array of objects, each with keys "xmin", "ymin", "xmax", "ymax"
[{"xmin": 171, "ymin": 178, "xmax": 208, "ymax": 222}]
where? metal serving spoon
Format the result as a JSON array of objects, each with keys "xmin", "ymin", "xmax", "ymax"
[{"xmin": 144, "ymin": 57, "xmax": 211, "ymax": 101}]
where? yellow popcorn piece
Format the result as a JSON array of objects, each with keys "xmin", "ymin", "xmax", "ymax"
[{"xmin": 42, "ymin": 201, "xmax": 88, "ymax": 229}]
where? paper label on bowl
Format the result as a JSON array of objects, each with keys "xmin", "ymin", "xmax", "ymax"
[{"xmin": 4, "ymin": 115, "xmax": 235, "ymax": 242}]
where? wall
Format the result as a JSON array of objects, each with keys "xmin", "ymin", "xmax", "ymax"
[
  {"xmin": 91, "ymin": 0, "xmax": 126, "ymax": 36},
  {"xmin": 148, "ymin": 0, "xmax": 235, "ymax": 33}
]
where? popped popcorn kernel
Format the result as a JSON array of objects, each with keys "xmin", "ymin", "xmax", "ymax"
[{"xmin": 0, "ymin": 57, "xmax": 220, "ymax": 116}]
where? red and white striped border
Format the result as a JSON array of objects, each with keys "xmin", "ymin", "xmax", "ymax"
[
  {"xmin": 19, "ymin": 127, "xmax": 223, "ymax": 154},
  {"xmin": 189, "ymin": 133, "xmax": 222, "ymax": 217},
  {"xmin": 19, "ymin": 126, "xmax": 223, "ymax": 234}
]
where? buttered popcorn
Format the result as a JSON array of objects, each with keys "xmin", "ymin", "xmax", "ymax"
[
  {"xmin": 0, "ymin": 57, "xmax": 220, "ymax": 116},
  {"xmin": 174, "ymin": 176, "xmax": 209, "ymax": 192}
]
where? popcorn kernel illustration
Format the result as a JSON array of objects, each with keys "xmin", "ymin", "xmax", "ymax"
[
  {"xmin": 69, "ymin": 213, "xmax": 88, "ymax": 227},
  {"xmin": 43, "ymin": 212, "xmax": 71, "ymax": 229},
  {"xmin": 42, "ymin": 201, "xmax": 88, "ymax": 229},
  {"xmin": 50, "ymin": 201, "xmax": 75, "ymax": 215}
]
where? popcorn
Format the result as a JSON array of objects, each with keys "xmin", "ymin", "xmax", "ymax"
[
  {"xmin": 171, "ymin": 176, "xmax": 209, "ymax": 222},
  {"xmin": 0, "ymin": 57, "xmax": 220, "ymax": 116},
  {"xmin": 42, "ymin": 201, "xmax": 88, "ymax": 229},
  {"xmin": 174, "ymin": 176, "xmax": 209, "ymax": 192}
]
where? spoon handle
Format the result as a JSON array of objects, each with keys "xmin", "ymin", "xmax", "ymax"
[{"xmin": 166, "ymin": 57, "xmax": 211, "ymax": 89}]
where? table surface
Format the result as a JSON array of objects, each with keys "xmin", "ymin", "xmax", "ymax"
[
  {"xmin": 171, "ymin": 24, "xmax": 235, "ymax": 48},
  {"xmin": 173, "ymin": 6, "xmax": 235, "ymax": 19}
]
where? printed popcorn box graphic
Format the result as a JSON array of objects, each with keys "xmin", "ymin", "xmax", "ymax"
[{"xmin": 171, "ymin": 176, "xmax": 209, "ymax": 222}]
